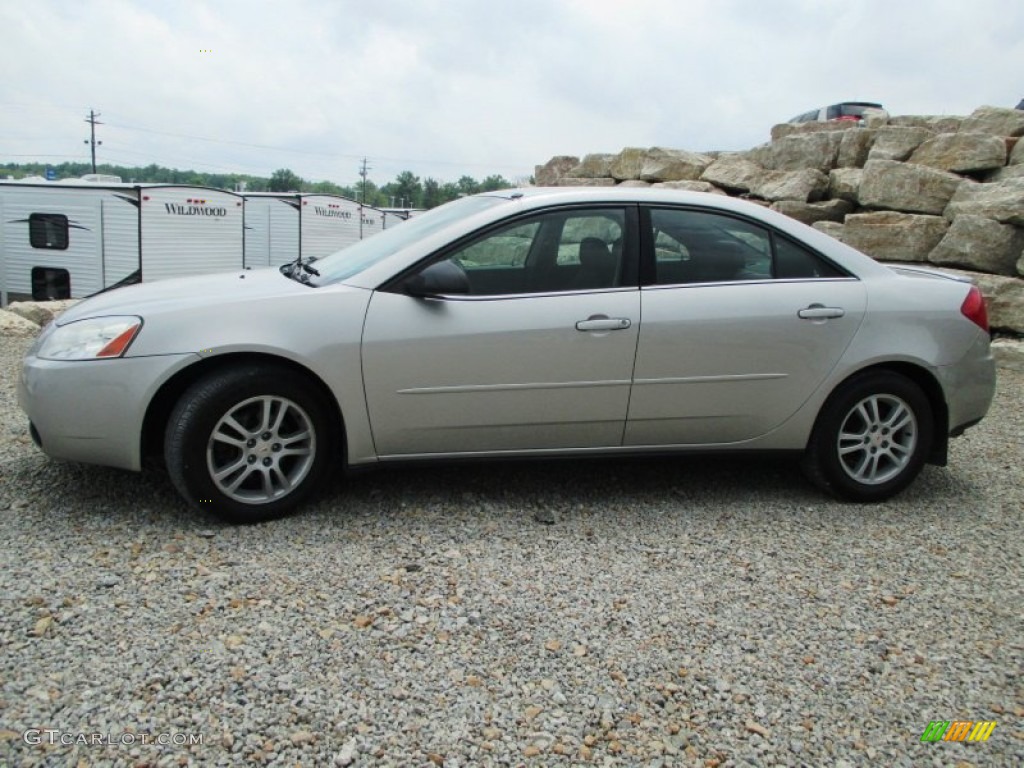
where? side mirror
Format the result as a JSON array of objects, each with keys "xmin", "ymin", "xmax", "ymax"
[{"xmin": 404, "ymin": 260, "xmax": 470, "ymax": 297}]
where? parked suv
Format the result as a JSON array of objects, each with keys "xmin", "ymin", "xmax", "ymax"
[{"xmin": 789, "ymin": 101, "xmax": 888, "ymax": 125}]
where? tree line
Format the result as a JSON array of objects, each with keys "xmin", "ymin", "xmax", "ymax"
[{"xmin": 0, "ymin": 162, "xmax": 524, "ymax": 209}]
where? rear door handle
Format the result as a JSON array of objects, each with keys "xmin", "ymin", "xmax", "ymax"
[
  {"xmin": 798, "ymin": 305, "xmax": 845, "ymax": 320},
  {"xmin": 576, "ymin": 316, "xmax": 632, "ymax": 331}
]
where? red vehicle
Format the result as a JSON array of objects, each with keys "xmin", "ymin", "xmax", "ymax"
[{"xmin": 789, "ymin": 102, "xmax": 888, "ymax": 125}]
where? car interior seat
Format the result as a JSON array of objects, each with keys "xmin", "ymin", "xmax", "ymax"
[
  {"xmin": 572, "ymin": 237, "xmax": 617, "ymax": 289},
  {"xmin": 688, "ymin": 240, "xmax": 746, "ymax": 283}
]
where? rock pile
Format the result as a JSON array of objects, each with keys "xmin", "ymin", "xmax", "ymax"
[
  {"xmin": 536, "ymin": 105, "xmax": 1024, "ymax": 336},
  {"xmin": 0, "ymin": 300, "xmax": 77, "ymax": 336}
]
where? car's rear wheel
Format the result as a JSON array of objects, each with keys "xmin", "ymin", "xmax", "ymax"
[
  {"xmin": 165, "ymin": 364, "xmax": 332, "ymax": 523},
  {"xmin": 803, "ymin": 371, "xmax": 933, "ymax": 502}
]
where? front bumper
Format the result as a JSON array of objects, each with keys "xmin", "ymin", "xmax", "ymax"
[{"xmin": 18, "ymin": 351, "xmax": 199, "ymax": 471}]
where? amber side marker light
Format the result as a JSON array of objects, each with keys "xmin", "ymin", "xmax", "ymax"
[
  {"xmin": 960, "ymin": 285, "xmax": 988, "ymax": 332},
  {"xmin": 97, "ymin": 324, "xmax": 141, "ymax": 358}
]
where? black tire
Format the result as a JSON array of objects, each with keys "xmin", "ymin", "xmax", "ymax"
[
  {"xmin": 164, "ymin": 364, "xmax": 333, "ymax": 523},
  {"xmin": 802, "ymin": 371, "xmax": 934, "ymax": 502}
]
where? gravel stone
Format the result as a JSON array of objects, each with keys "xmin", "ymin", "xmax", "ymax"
[{"xmin": 0, "ymin": 333, "xmax": 1022, "ymax": 766}]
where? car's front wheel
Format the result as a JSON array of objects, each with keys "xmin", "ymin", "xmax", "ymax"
[
  {"xmin": 165, "ymin": 364, "xmax": 333, "ymax": 522},
  {"xmin": 803, "ymin": 370, "xmax": 934, "ymax": 502}
]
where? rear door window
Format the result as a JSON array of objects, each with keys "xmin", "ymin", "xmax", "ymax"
[{"xmin": 646, "ymin": 208, "xmax": 847, "ymax": 284}]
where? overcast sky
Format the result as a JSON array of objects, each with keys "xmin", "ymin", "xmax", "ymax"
[{"xmin": 1, "ymin": 0, "xmax": 1022, "ymax": 187}]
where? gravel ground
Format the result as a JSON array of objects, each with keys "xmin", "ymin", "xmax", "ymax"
[{"xmin": 0, "ymin": 333, "xmax": 1021, "ymax": 768}]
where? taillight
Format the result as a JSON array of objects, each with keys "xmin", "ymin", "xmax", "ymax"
[{"xmin": 960, "ymin": 285, "xmax": 988, "ymax": 332}]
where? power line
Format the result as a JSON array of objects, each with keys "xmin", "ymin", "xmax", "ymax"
[{"xmin": 3, "ymin": 101, "xmax": 530, "ymax": 173}]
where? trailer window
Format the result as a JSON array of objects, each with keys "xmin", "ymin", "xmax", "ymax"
[
  {"xmin": 29, "ymin": 213, "xmax": 70, "ymax": 250},
  {"xmin": 31, "ymin": 267, "xmax": 71, "ymax": 300}
]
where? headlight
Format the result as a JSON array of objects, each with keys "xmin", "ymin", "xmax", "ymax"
[{"xmin": 36, "ymin": 316, "xmax": 143, "ymax": 361}]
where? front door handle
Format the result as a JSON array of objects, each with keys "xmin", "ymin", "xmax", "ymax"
[
  {"xmin": 576, "ymin": 315, "xmax": 632, "ymax": 331},
  {"xmin": 798, "ymin": 305, "xmax": 845, "ymax": 320}
]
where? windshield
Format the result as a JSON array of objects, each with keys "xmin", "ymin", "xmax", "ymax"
[{"xmin": 309, "ymin": 195, "xmax": 507, "ymax": 285}]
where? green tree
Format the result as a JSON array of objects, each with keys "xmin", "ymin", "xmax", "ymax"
[
  {"xmin": 439, "ymin": 181, "xmax": 461, "ymax": 203},
  {"xmin": 390, "ymin": 170, "xmax": 422, "ymax": 208},
  {"xmin": 479, "ymin": 174, "xmax": 511, "ymax": 192},
  {"xmin": 422, "ymin": 177, "xmax": 442, "ymax": 209},
  {"xmin": 456, "ymin": 175, "xmax": 479, "ymax": 196},
  {"xmin": 309, "ymin": 180, "xmax": 346, "ymax": 195},
  {"xmin": 268, "ymin": 168, "xmax": 303, "ymax": 192}
]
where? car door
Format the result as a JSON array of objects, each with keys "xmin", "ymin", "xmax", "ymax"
[
  {"xmin": 625, "ymin": 206, "xmax": 867, "ymax": 446},
  {"xmin": 362, "ymin": 205, "xmax": 641, "ymax": 457}
]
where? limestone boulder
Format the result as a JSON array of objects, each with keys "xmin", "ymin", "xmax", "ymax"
[
  {"xmin": 610, "ymin": 148, "xmax": 646, "ymax": 181},
  {"xmin": 889, "ymin": 115, "xmax": 964, "ymax": 133},
  {"xmin": 867, "ymin": 126, "xmax": 934, "ymax": 162},
  {"xmin": 639, "ymin": 148, "xmax": 713, "ymax": 182},
  {"xmin": 651, "ymin": 180, "xmax": 727, "ymax": 195},
  {"xmin": 616, "ymin": 180, "xmax": 651, "ymax": 187},
  {"xmin": 771, "ymin": 199, "xmax": 854, "ymax": 226},
  {"xmin": 1010, "ymin": 138, "xmax": 1024, "ymax": 165},
  {"xmin": 758, "ymin": 132, "xmax": 842, "ymax": 173},
  {"xmin": 5, "ymin": 299, "xmax": 78, "ymax": 326},
  {"xmin": 975, "ymin": 275, "xmax": 1024, "ymax": 333},
  {"xmin": 984, "ymin": 165, "xmax": 1024, "ymax": 183},
  {"xmin": 841, "ymin": 212, "xmax": 949, "ymax": 262},
  {"xmin": 752, "ymin": 169, "xmax": 829, "ymax": 203},
  {"xmin": 770, "ymin": 120, "xmax": 860, "ymax": 142},
  {"xmin": 34, "ymin": 299, "xmax": 78, "ymax": 317},
  {"xmin": 570, "ymin": 153, "xmax": 616, "ymax": 179},
  {"xmin": 837, "ymin": 129, "xmax": 875, "ymax": 168},
  {"xmin": 812, "ymin": 221, "xmax": 847, "ymax": 242},
  {"xmin": 858, "ymin": 159, "xmax": 964, "ymax": 215},
  {"xmin": 1019, "ymin": 249, "xmax": 1024, "ymax": 278},
  {"xmin": 0, "ymin": 310, "xmax": 41, "ymax": 337},
  {"xmin": 828, "ymin": 168, "xmax": 863, "ymax": 202},
  {"xmin": 958, "ymin": 105, "xmax": 1024, "ymax": 137},
  {"xmin": 700, "ymin": 155, "xmax": 765, "ymax": 193},
  {"xmin": 552, "ymin": 178, "xmax": 616, "ymax": 187},
  {"xmin": 863, "ymin": 111, "xmax": 889, "ymax": 129},
  {"xmin": 6, "ymin": 301, "xmax": 53, "ymax": 326},
  {"xmin": 944, "ymin": 177, "xmax": 1024, "ymax": 226},
  {"xmin": 535, "ymin": 156, "xmax": 579, "ymax": 186},
  {"xmin": 927, "ymin": 215, "xmax": 1024, "ymax": 275},
  {"xmin": 908, "ymin": 132, "xmax": 1007, "ymax": 173}
]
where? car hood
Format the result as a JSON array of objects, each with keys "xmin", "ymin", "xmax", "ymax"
[{"xmin": 57, "ymin": 268, "xmax": 307, "ymax": 324}]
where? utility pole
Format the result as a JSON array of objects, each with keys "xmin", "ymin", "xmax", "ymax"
[
  {"xmin": 83, "ymin": 109, "xmax": 103, "ymax": 173},
  {"xmin": 358, "ymin": 157, "xmax": 370, "ymax": 204}
]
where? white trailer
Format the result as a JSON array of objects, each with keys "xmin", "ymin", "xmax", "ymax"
[
  {"xmin": 138, "ymin": 186, "xmax": 244, "ymax": 283},
  {"xmin": 243, "ymin": 193, "xmax": 367, "ymax": 266},
  {"xmin": 299, "ymin": 195, "xmax": 363, "ymax": 262},
  {"xmin": 360, "ymin": 205, "xmax": 386, "ymax": 239},
  {"xmin": 242, "ymin": 193, "xmax": 300, "ymax": 268},
  {"xmin": 0, "ymin": 181, "xmax": 244, "ymax": 305},
  {"xmin": 0, "ymin": 180, "xmax": 139, "ymax": 305},
  {"xmin": 378, "ymin": 207, "xmax": 417, "ymax": 226}
]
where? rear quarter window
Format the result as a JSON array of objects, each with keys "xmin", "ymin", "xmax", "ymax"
[{"xmin": 774, "ymin": 236, "xmax": 846, "ymax": 279}]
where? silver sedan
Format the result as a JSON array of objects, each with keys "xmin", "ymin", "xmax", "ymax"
[{"xmin": 19, "ymin": 188, "xmax": 996, "ymax": 522}]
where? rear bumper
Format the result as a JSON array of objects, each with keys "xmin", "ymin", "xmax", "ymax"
[{"xmin": 938, "ymin": 332, "xmax": 996, "ymax": 435}]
